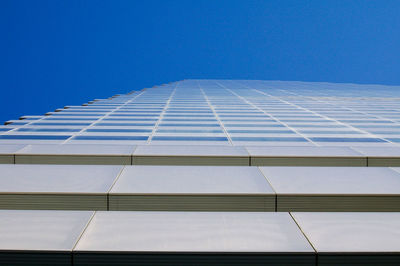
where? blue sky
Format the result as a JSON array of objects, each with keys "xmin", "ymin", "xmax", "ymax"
[{"xmin": 1, "ymin": 0, "xmax": 400, "ymax": 123}]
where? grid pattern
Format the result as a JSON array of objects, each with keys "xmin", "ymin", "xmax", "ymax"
[
  {"xmin": 1, "ymin": 80, "xmax": 400, "ymax": 266},
  {"xmin": 1, "ymin": 210, "xmax": 400, "ymax": 266},
  {"xmin": 2, "ymin": 79, "xmax": 400, "ymax": 146},
  {"xmin": 1, "ymin": 164, "xmax": 400, "ymax": 212}
]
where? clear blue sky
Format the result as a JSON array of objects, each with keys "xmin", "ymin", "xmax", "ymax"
[{"xmin": 1, "ymin": 0, "xmax": 400, "ymax": 123}]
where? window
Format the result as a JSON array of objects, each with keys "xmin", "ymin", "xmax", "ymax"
[
  {"xmin": 231, "ymin": 137, "xmax": 308, "ymax": 142},
  {"xmin": 73, "ymin": 135, "xmax": 149, "ymax": 141},
  {"xmin": 152, "ymin": 136, "xmax": 228, "ymax": 141},
  {"xmin": 16, "ymin": 128, "xmax": 81, "ymax": 132},
  {"xmin": 0, "ymin": 135, "xmax": 71, "ymax": 140},
  {"xmin": 310, "ymin": 137, "xmax": 386, "ymax": 143},
  {"xmin": 85, "ymin": 128, "xmax": 152, "ymax": 133}
]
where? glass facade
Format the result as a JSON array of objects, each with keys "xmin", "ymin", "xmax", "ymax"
[
  {"xmin": 0, "ymin": 80, "xmax": 400, "ymax": 265},
  {"xmin": 2, "ymin": 80, "xmax": 400, "ymax": 146}
]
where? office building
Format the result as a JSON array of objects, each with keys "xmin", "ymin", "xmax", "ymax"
[{"xmin": 0, "ymin": 80, "xmax": 400, "ymax": 265}]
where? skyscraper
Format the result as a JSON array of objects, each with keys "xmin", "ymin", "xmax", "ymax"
[{"xmin": 0, "ymin": 80, "xmax": 400, "ymax": 265}]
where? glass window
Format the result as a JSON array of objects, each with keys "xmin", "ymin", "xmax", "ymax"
[
  {"xmin": 231, "ymin": 137, "xmax": 308, "ymax": 142},
  {"xmin": 95, "ymin": 123, "xmax": 155, "ymax": 127},
  {"xmin": 152, "ymin": 136, "xmax": 228, "ymax": 141},
  {"xmin": 32, "ymin": 122, "xmax": 92, "ymax": 126},
  {"xmin": 0, "ymin": 135, "xmax": 71, "ymax": 140},
  {"xmin": 102, "ymin": 118, "xmax": 158, "ymax": 121},
  {"xmin": 16, "ymin": 128, "xmax": 81, "ymax": 132},
  {"xmin": 156, "ymin": 129, "xmax": 223, "ymax": 133},
  {"xmin": 224, "ymin": 124, "xmax": 285, "ymax": 128},
  {"xmin": 227, "ymin": 129, "xmax": 294, "ymax": 134},
  {"xmin": 73, "ymin": 135, "xmax": 149, "ymax": 141},
  {"xmin": 158, "ymin": 123, "xmax": 220, "ymax": 127},
  {"xmin": 85, "ymin": 128, "xmax": 152, "ymax": 133},
  {"xmin": 311, "ymin": 137, "xmax": 386, "ymax": 143}
]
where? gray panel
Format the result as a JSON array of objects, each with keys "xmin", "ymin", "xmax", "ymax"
[
  {"xmin": 0, "ymin": 164, "xmax": 123, "ymax": 210},
  {"xmin": 16, "ymin": 154, "xmax": 131, "ymax": 165},
  {"xmin": 0, "ymin": 210, "xmax": 93, "ymax": 251},
  {"xmin": 133, "ymin": 145, "xmax": 248, "ymax": 156},
  {"xmin": 109, "ymin": 166, "xmax": 275, "ymax": 211},
  {"xmin": 110, "ymin": 195, "xmax": 272, "ymax": 211},
  {"xmin": 133, "ymin": 145, "xmax": 249, "ymax": 165},
  {"xmin": 0, "ymin": 210, "xmax": 92, "ymax": 265},
  {"xmin": 0, "ymin": 155, "xmax": 14, "ymax": 164},
  {"xmin": 0, "ymin": 144, "xmax": 27, "ymax": 164},
  {"xmin": 260, "ymin": 167, "xmax": 400, "ymax": 211},
  {"xmin": 133, "ymin": 155, "xmax": 248, "ymax": 165},
  {"xmin": 0, "ymin": 164, "xmax": 122, "ymax": 193},
  {"xmin": 74, "ymin": 211, "xmax": 314, "ymax": 253},
  {"xmin": 352, "ymin": 146, "xmax": 400, "ymax": 157},
  {"xmin": 260, "ymin": 167, "xmax": 400, "ymax": 194},
  {"xmin": 291, "ymin": 212, "xmax": 400, "ymax": 254},
  {"xmin": 0, "ymin": 194, "xmax": 107, "ymax": 210},
  {"xmin": 0, "ymin": 144, "xmax": 27, "ymax": 153},
  {"xmin": 247, "ymin": 146, "xmax": 366, "ymax": 166},
  {"xmin": 112, "ymin": 166, "xmax": 273, "ymax": 194},
  {"xmin": 15, "ymin": 144, "xmax": 135, "ymax": 165},
  {"xmin": 277, "ymin": 195, "xmax": 400, "ymax": 212},
  {"xmin": 352, "ymin": 146, "xmax": 400, "ymax": 166}
]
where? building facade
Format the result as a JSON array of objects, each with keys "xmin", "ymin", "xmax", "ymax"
[{"xmin": 0, "ymin": 80, "xmax": 400, "ymax": 265}]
